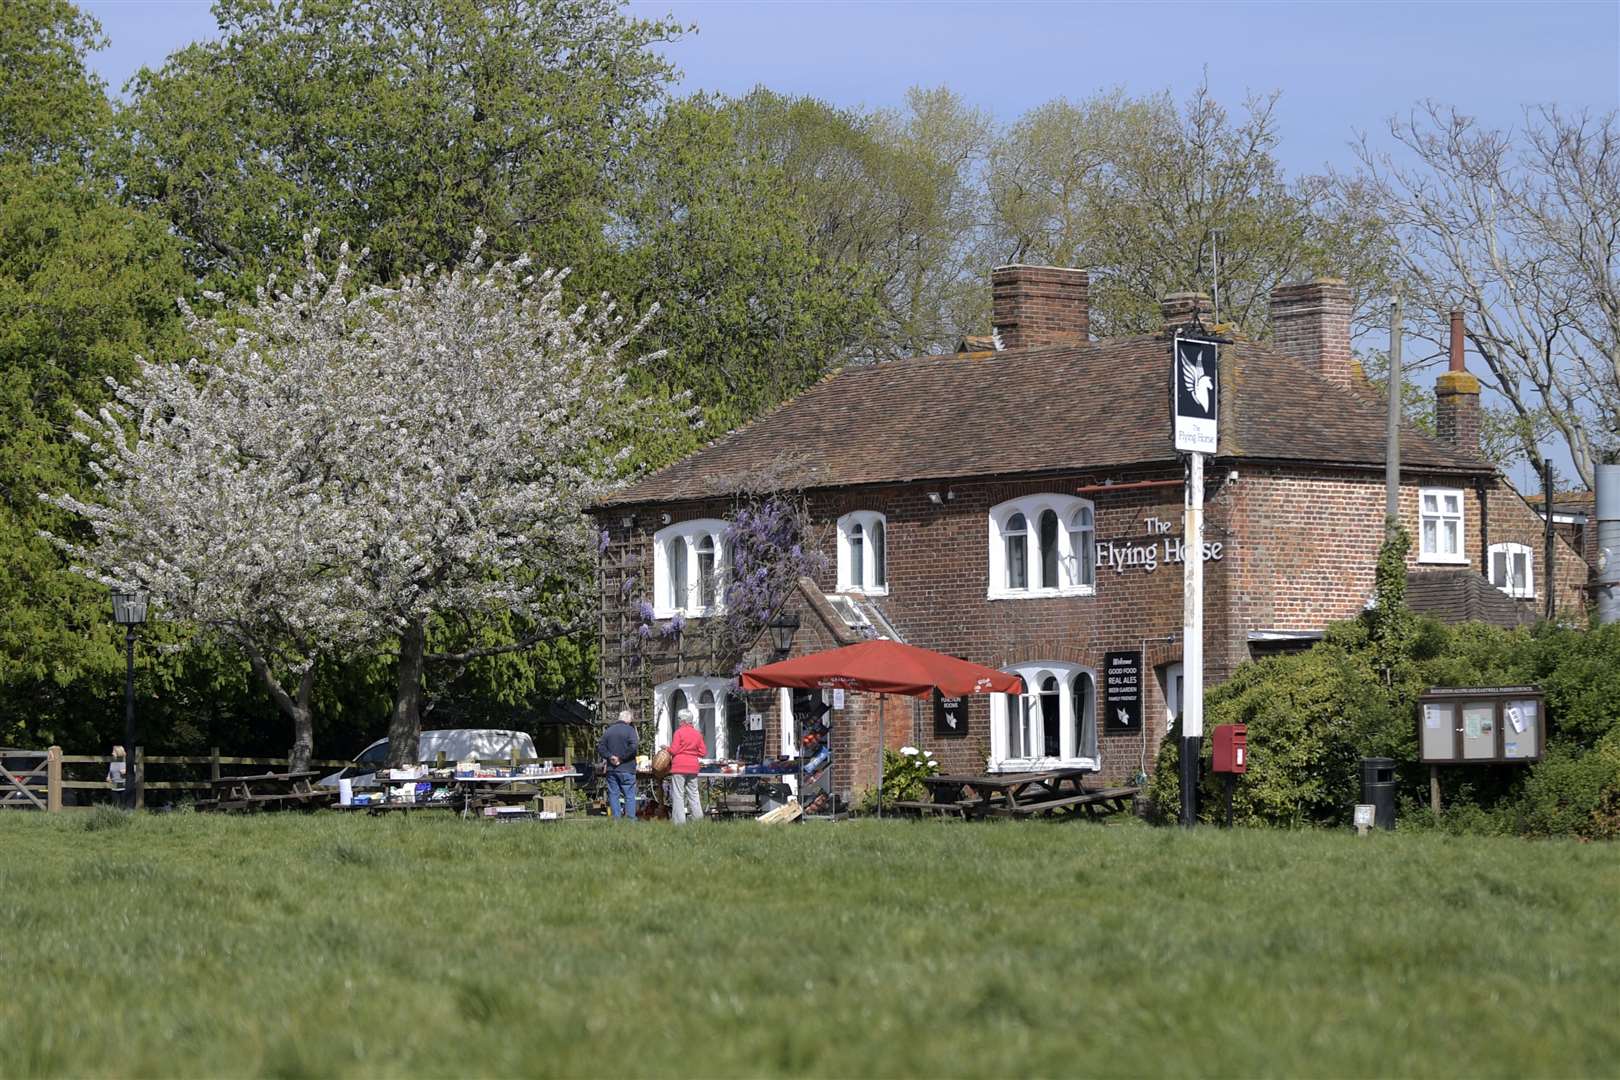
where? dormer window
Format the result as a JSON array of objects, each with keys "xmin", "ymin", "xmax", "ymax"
[
  {"xmin": 1488, "ymin": 542, "xmax": 1535, "ymax": 599},
  {"xmin": 836, "ymin": 511, "xmax": 888, "ymax": 594},
  {"xmin": 653, "ymin": 518, "xmax": 728, "ymax": 617},
  {"xmin": 988, "ymin": 495, "xmax": 1097, "ymax": 599}
]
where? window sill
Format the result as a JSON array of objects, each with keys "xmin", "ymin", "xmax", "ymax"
[
  {"xmin": 988, "ymin": 757, "xmax": 1099, "ymax": 774},
  {"xmin": 837, "ymin": 585, "xmax": 890, "ymax": 597},
  {"xmin": 1416, "ymin": 554, "xmax": 1470, "ymax": 566},
  {"xmin": 1494, "ymin": 587, "xmax": 1535, "ymax": 601},
  {"xmin": 986, "ymin": 585, "xmax": 1096, "ymax": 601},
  {"xmin": 649, "ymin": 605, "xmax": 724, "ymax": 620}
]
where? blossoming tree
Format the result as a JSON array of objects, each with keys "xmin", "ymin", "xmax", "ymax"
[{"xmin": 47, "ymin": 233, "xmax": 677, "ymax": 767}]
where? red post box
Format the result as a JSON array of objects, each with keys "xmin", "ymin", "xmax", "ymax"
[{"xmin": 1213, "ymin": 724, "xmax": 1247, "ymax": 773}]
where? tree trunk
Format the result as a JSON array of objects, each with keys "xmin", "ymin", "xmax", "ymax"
[
  {"xmin": 243, "ymin": 642, "xmax": 318, "ymax": 772},
  {"xmin": 386, "ymin": 618, "xmax": 427, "ymax": 768}
]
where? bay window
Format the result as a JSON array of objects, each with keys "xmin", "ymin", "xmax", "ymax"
[
  {"xmin": 989, "ymin": 662, "xmax": 1098, "ymax": 771},
  {"xmin": 987, "ymin": 495, "xmax": 1098, "ymax": 598}
]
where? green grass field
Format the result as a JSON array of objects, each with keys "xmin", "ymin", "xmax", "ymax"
[{"xmin": 1, "ymin": 812, "xmax": 1615, "ymax": 1078}]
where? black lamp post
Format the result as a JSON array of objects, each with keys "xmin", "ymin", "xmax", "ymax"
[
  {"xmin": 768, "ymin": 610, "xmax": 800, "ymax": 660},
  {"xmin": 110, "ymin": 589, "xmax": 148, "ymax": 809}
]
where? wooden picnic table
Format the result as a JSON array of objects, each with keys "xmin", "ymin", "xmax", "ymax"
[
  {"xmin": 908, "ymin": 768, "xmax": 1139, "ymax": 820},
  {"xmin": 198, "ymin": 770, "xmax": 332, "ymax": 813}
]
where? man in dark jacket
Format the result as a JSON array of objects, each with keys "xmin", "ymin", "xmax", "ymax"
[{"xmin": 597, "ymin": 709, "xmax": 640, "ymax": 820}]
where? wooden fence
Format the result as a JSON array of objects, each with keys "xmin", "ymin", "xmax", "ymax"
[{"xmin": 0, "ymin": 747, "xmax": 352, "ymax": 812}]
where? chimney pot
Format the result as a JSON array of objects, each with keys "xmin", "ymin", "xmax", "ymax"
[
  {"xmin": 1436, "ymin": 309, "xmax": 1482, "ymax": 454},
  {"xmin": 1449, "ymin": 310, "xmax": 1466, "ymax": 372},
  {"xmin": 1268, "ymin": 278, "xmax": 1353, "ymax": 389},
  {"xmin": 991, "ymin": 265, "xmax": 1089, "ymax": 349}
]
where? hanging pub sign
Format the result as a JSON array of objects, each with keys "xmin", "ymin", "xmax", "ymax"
[
  {"xmin": 1104, "ymin": 650, "xmax": 1143, "ymax": 734},
  {"xmin": 1171, "ymin": 334, "xmax": 1220, "ymax": 454},
  {"xmin": 933, "ymin": 690, "xmax": 970, "ymax": 738}
]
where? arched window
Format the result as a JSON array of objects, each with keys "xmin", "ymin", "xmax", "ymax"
[
  {"xmin": 669, "ymin": 541, "xmax": 688, "ymax": 612},
  {"xmin": 988, "ymin": 495, "xmax": 1097, "ymax": 599},
  {"xmin": 1068, "ymin": 505, "xmax": 1095, "ymax": 588},
  {"xmin": 696, "ymin": 534, "xmax": 717, "ymax": 608},
  {"xmin": 870, "ymin": 519, "xmax": 886, "ymax": 589},
  {"xmin": 697, "ymin": 689, "xmax": 717, "ymax": 751},
  {"xmin": 652, "ymin": 519, "xmax": 728, "ymax": 617},
  {"xmin": 836, "ymin": 511, "xmax": 889, "ymax": 594},
  {"xmin": 653, "ymin": 676, "xmax": 736, "ymax": 751},
  {"xmin": 1038, "ymin": 510, "xmax": 1060, "ymax": 589},
  {"xmin": 988, "ymin": 662, "xmax": 1099, "ymax": 771},
  {"xmin": 1005, "ymin": 513, "xmax": 1028, "ymax": 590}
]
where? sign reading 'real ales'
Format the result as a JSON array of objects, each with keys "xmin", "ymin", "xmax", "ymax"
[{"xmin": 1172, "ymin": 335, "xmax": 1220, "ymax": 453}]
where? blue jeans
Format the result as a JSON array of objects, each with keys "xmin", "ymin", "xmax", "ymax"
[{"xmin": 605, "ymin": 769, "xmax": 637, "ymax": 819}]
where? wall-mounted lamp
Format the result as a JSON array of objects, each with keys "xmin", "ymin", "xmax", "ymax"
[
  {"xmin": 768, "ymin": 610, "xmax": 801, "ymax": 659},
  {"xmin": 660, "ymin": 512, "xmax": 671, "ymax": 525},
  {"xmin": 926, "ymin": 490, "xmax": 956, "ymax": 505},
  {"xmin": 621, "ymin": 515, "xmax": 634, "ymax": 528}
]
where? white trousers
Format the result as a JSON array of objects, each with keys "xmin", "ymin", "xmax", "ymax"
[{"xmin": 670, "ymin": 774, "xmax": 704, "ymax": 825}]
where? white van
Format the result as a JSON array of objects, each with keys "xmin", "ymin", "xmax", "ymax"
[{"xmin": 318, "ymin": 729, "xmax": 539, "ymax": 789}]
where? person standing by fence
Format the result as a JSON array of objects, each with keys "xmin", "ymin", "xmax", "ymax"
[
  {"xmin": 668, "ymin": 708, "xmax": 706, "ymax": 825},
  {"xmin": 106, "ymin": 746, "xmax": 126, "ymax": 797},
  {"xmin": 597, "ymin": 709, "xmax": 640, "ymax": 820}
]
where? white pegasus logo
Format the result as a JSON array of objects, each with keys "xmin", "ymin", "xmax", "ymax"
[
  {"xmin": 1181, "ymin": 350, "xmax": 1213, "ymax": 413},
  {"xmin": 1117, "ymin": 707, "xmax": 1132, "ymax": 727}
]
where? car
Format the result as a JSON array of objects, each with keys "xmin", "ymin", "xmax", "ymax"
[{"xmin": 317, "ymin": 729, "xmax": 540, "ymax": 789}]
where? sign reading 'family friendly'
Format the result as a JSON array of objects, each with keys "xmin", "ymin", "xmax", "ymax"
[{"xmin": 1104, "ymin": 650, "xmax": 1143, "ymax": 733}]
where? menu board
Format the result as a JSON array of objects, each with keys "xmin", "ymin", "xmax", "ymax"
[{"xmin": 1104, "ymin": 651, "xmax": 1142, "ymax": 734}]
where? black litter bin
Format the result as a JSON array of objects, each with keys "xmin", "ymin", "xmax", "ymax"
[{"xmin": 1360, "ymin": 757, "xmax": 1397, "ymax": 831}]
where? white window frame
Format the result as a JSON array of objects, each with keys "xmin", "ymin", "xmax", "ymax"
[
  {"xmin": 1488, "ymin": 542, "xmax": 1535, "ymax": 599},
  {"xmin": 1418, "ymin": 488, "xmax": 1467, "ymax": 565},
  {"xmin": 987, "ymin": 662, "xmax": 1099, "ymax": 772},
  {"xmin": 987, "ymin": 495, "xmax": 1098, "ymax": 599},
  {"xmin": 652, "ymin": 519, "xmax": 728, "ymax": 617},
  {"xmin": 653, "ymin": 676, "xmax": 738, "ymax": 756},
  {"xmin": 836, "ymin": 511, "xmax": 889, "ymax": 595}
]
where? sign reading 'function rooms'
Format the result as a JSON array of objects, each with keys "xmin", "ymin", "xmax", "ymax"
[{"xmin": 1172, "ymin": 335, "xmax": 1220, "ymax": 454}]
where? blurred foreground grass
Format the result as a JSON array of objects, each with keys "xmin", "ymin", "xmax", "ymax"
[{"xmin": 1, "ymin": 811, "xmax": 1616, "ymax": 1078}]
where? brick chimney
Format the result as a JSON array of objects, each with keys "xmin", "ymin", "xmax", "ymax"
[
  {"xmin": 1269, "ymin": 278, "xmax": 1354, "ymax": 390},
  {"xmin": 1435, "ymin": 309, "xmax": 1482, "ymax": 453},
  {"xmin": 991, "ymin": 265, "xmax": 1088, "ymax": 349},
  {"xmin": 1161, "ymin": 292, "xmax": 1214, "ymax": 332}
]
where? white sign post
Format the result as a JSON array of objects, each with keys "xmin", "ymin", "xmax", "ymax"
[{"xmin": 1173, "ymin": 333, "xmax": 1220, "ymax": 827}]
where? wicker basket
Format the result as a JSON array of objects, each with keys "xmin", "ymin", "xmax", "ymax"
[{"xmin": 651, "ymin": 747, "xmax": 673, "ymax": 777}]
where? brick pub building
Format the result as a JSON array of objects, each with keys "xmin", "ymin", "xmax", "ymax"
[{"xmin": 591, "ymin": 267, "xmax": 1588, "ymax": 803}]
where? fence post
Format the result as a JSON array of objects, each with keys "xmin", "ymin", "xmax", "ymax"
[
  {"xmin": 134, "ymin": 746, "xmax": 145, "ymax": 810},
  {"xmin": 210, "ymin": 747, "xmax": 220, "ymax": 785},
  {"xmin": 47, "ymin": 746, "xmax": 62, "ymax": 813}
]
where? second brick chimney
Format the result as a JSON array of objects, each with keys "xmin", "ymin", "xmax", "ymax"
[
  {"xmin": 1435, "ymin": 309, "xmax": 1482, "ymax": 454},
  {"xmin": 991, "ymin": 265, "xmax": 1089, "ymax": 349},
  {"xmin": 1269, "ymin": 278, "xmax": 1354, "ymax": 390}
]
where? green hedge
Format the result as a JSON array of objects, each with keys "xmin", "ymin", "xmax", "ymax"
[{"xmin": 1147, "ymin": 619, "xmax": 1620, "ymax": 838}]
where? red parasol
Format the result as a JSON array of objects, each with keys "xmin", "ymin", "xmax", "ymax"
[{"xmin": 740, "ymin": 639, "xmax": 1023, "ymax": 698}]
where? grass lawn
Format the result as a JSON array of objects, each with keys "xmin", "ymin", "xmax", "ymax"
[{"xmin": 1, "ymin": 811, "xmax": 1615, "ymax": 1078}]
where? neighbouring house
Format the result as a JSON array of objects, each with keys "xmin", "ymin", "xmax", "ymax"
[{"xmin": 589, "ymin": 267, "xmax": 1589, "ymax": 804}]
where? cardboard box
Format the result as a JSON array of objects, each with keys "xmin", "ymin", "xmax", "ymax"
[{"xmin": 539, "ymin": 795, "xmax": 567, "ymax": 817}]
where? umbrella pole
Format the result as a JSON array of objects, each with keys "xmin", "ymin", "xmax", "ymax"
[{"xmin": 877, "ymin": 695, "xmax": 885, "ymax": 819}]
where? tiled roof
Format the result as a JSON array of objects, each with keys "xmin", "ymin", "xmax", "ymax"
[
  {"xmin": 598, "ymin": 334, "xmax": 1492, "ymax": 507},
  {"xmin": 1406, "ymin": 569, "xmax": 1538, "ymax": 629}
]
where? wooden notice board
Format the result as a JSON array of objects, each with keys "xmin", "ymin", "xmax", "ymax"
[{"xmin": 1418, "ymin": 687, "xmax": 1544, "ymax": 764}]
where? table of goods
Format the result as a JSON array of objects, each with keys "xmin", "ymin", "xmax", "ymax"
[{"xmin": 337, "ymin": 764, "xmax": 579, "ymax": 818}]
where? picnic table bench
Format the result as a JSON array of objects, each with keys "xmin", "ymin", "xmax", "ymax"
[
  {"xmin": 196, "ymin": 770, "xmax": 332, "ymax": 812},
  {"xmin": 905, "ymin": 768, "xmax": 1139, "ymax": 820}
]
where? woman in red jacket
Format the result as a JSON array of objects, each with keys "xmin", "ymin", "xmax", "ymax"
[{"xmin": 668, "ymin": 708, "xmax": 707, "ymax": 825}]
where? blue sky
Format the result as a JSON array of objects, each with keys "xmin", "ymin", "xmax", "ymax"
[{"xmin": 80, "ymin": 0, "xmax": 1619, "ymax": 489}]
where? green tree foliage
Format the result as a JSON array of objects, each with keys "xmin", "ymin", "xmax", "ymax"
[
  {"xmin": 0, "ymin": 0, "xmax": 110, "ymax": 164},
  {"xmin": 730, "ymin": 86, "xmax": 990, "ymax": 357},
  {"xmin": 609, "ymin": 95, "xmax": 882, "ymax": 438},
  {"xmin": 117, "ymin": 0, "xmax": 684, "ymax": 289},
  {"xmin": 984, "ymin": 83, "xmax": 1394, "ymax": 340}
]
